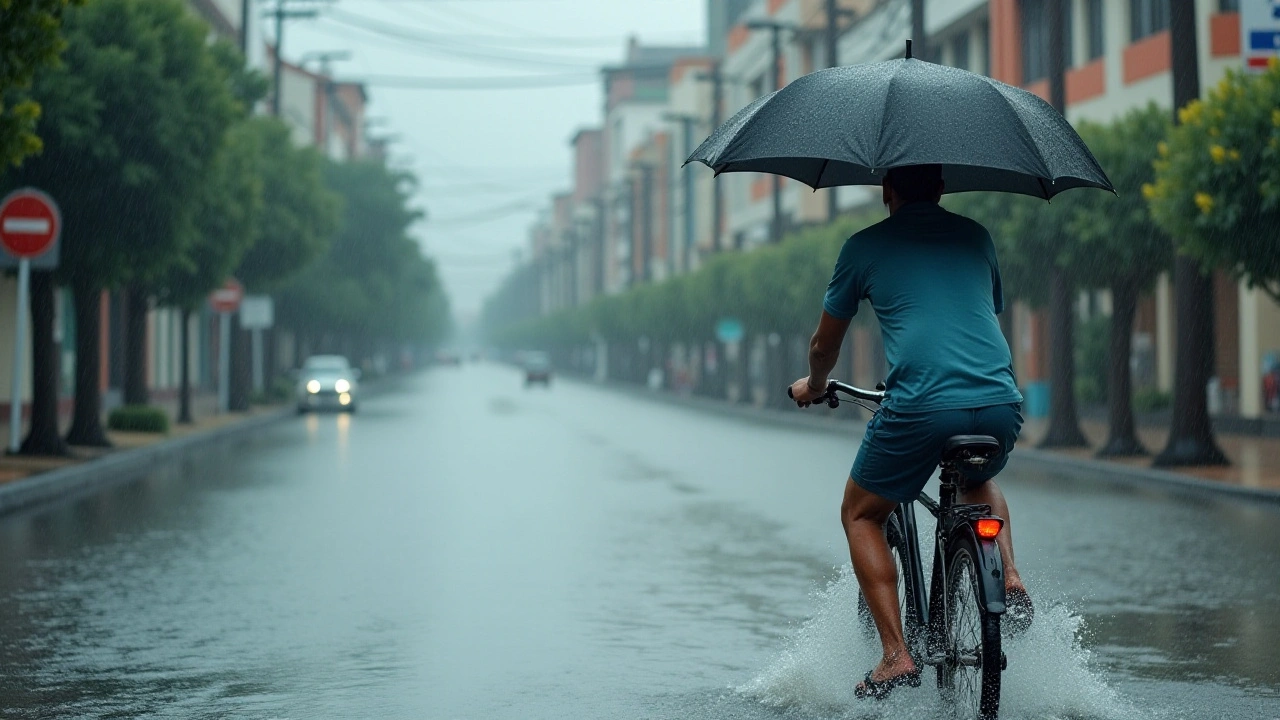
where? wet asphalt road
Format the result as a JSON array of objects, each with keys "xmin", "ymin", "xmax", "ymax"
[{"xmin": 0, "ymin": 363, "xmax": 1278, "ymax": 719}]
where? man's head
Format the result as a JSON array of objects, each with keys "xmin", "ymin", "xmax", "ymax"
[{"xmin": 881, "ymin": 164, "xmax": 944, "ymax": 213}]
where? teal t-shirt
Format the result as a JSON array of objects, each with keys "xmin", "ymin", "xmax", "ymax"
[{"xmin": 823, "ymin": 202, "xmax": 1022, "ymax": 414}]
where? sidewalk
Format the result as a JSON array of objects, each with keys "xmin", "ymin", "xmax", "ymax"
[
  {"xmin": 0, "ymin": 393, "xmax": 285, "ymax": 486},
  {"xmin": 1020, "ymin": 416, "xmax": 1280, "ymax": 492},
  {"xmin": 596, "ymin": 378, "xmax": 1280, "ymax": 502}
]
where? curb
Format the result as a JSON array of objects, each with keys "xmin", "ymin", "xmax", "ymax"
[
  {"xmin": 0, "ymin": 407, "xmax": 294, "ymax": 518},
  {"xmin": 579, "ymin": 377, "xmax": 1280, "ymax": 505}
]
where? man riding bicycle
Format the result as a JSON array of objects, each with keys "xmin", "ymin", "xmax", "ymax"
[{"xmin": 788, "ymin": 164, "xmax": 1033, "ymax": 700}]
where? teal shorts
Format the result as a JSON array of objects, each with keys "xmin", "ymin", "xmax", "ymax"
[{"xmin": 851, "ymin": 403, "xmax": 1023, "ymax": 504}]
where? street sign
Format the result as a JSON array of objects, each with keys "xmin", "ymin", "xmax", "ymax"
[
  {"xmin": 0, "ymin": 189, "xmax": 60, "ymax": 269},
  {"xmin": 240, "ymin": 295, "xmax": 274, "ymax": 330},
  {"xmin": 1243, "ymin": 0, "xmax": 1280, "ymax": 71},
  {"xmin": 0, "ymin": 188, "xmax": 62, "ymax": 453},
  {"xmin": 209, "ymin": 278, "xmax": 244, "ymax": 314},
  {"xmin": 715, "ymin": 317, "xmax": 744, "ymax": 344}
]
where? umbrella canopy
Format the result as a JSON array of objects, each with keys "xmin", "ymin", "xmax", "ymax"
[{"xmin": 686, "ymin": 55, "xmax": 1114, "ymax": 200}]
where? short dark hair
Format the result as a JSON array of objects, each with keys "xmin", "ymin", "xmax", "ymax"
[{"xmin": 884, "ymin": 164, "xmax": 944, "ymax": 203}]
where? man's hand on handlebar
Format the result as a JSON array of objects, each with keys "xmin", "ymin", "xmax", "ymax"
[{"xmin": 788, "ymin": 376, "xmax": 826, "ymax": 408}]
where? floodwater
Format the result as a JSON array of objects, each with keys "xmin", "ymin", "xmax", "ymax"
[{"xmin": 0, "ymin": 364, "xmax": 1277, "ymax": 719}]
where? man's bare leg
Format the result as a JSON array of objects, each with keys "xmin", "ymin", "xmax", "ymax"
[
  {"xmin": 841, "ymin": 478, "xmax": 917, "ymax": 683},
  {"xmin": 958, "ymin": 479, "xmax": 1024, "ymax": 592}
]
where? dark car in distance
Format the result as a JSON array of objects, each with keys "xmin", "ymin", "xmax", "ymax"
[{"xmin": 523, "ymin": 351, "xmax": 552, "ymax": 387}]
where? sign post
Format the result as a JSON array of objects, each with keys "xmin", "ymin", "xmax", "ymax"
[
  {"xmin": 209, "ymin": 278, "xmax": 244, "ymax": 413},
  {"xmin": 0, "ymin": 189, "xmax": 61, "ymax": 453},
  {"xmin": 1243, "ymin": 0, "xmax": 1280, "ymax": 71},
  {"xmin": 240, "ymin": 295, "xmax": 274, "ymax": 393}
]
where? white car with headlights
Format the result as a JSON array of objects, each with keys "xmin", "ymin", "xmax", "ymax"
[{"xmin": 296, "ymin": 355, "xmax": 361, "ymax": 413}]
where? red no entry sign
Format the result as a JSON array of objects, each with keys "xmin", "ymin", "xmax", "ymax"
[
  {"xmin": 209, "ymin": 278, "xmax": 244, "ymax": 314},
  {"xmin": 0, "ymin": 189, "xmax": 60, "ymax": 259}
]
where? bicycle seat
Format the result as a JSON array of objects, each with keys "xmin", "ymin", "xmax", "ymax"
[{"xmin": 941, "ymin": 435, "xmax": 1003, "ymax": 465}]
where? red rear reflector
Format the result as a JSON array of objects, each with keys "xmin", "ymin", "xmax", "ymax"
[{"xmin": 975, "ymin": 518, "xmax": 1003, "ymax": 539}]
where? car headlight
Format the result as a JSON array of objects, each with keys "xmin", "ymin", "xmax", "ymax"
[
  {"xmin": 306, "ymin": 380, "xmax": 321, "ymax": 394},
  {"xmin": 334, "ymin": 379, "xmax": 351, "ymax": 394}
]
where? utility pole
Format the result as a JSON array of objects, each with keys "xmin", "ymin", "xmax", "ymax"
[
  {"xmin": 694, "ymin": 65, "xmax": 726, "ymax": 253},
  {"xmin": 1156, "ymin": 0, "xmax": 1228, "ymax": 467},
  {"xmin": 1037, "ymin": 0, "xmax": 1089, "ymax": 449},
  {"xmin": 824, "ymin": 0, "xmax": 855, "ymax": 221},
  {"xmin": 637, "ymin": 164, "xmax": 654, "ymax": 284},
  {"xmin": 747, "ymin": 20, "xmax": 797, "ymax": 243},
  {"xmin": 241, "ymin": 0, "xmax": 253, "ymax": 54},
  {"xmin": 911, "ymin": 0, "xmax": 927, "ymax": 63},
  {"xmin": 665, "ymin": 113, "xmax": 699, "ymax": 274},
  {"xmin": 270, "ymin": 1, "xmax": 322, "ymax": 117}
]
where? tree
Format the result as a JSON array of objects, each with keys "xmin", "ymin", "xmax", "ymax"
[
  {"xmin": 5, "ymin": 0, "xmax": 242, "ymax": 446},
  {"xmin": 228, "ymin": 119, "xmax": 338, "ymax": 410},
  {"xmin": 1065, "ymin": 106, "xmax": 1173, "ymax": 456},
  {"xmin": 1141, "ymin": 0, "xmax": 1228, "ymax": 467},
  {"xmin": 1147, "ymin": 60, "xmax": 1280, "ymax": 298},
  {"xmin": 0, "ymin": 0, "xmax": 80, "ymax": 168},
  {"xmin": 156, "ymin": 120, "xmax": 265, "ymax": 423},
  {"xmin": 277, "ymin": 159, "xmax": 451, "ymax": 366}
]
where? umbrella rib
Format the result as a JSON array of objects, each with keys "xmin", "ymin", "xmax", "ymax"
[
  {"xmin": 983, "ymin": 77, "xmax": 1056, "ymax": 181},
  {"xmin": 815, "ymin": 158, "xmax": 831, "ymax": 189}
]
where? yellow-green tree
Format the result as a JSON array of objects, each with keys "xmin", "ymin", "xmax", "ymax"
[
  {"xmin": 0, "ymin": 0, "xmax": 81, "ymax": 167},
  {"xmin": 1146, "ymin": 59, "xmax": 1280, "ymax": 297}
]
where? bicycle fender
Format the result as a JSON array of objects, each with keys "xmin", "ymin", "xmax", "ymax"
[{"xmin": 950, "ymin": 525, "xmax": 1007, "ymax": 614}]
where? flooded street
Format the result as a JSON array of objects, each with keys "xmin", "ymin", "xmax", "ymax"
[{"xmin": 0, "ymin": 364, "xmax": 1278, "ymax": 719}]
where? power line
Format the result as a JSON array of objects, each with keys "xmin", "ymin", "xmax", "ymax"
[
  {"xmin": 323, "ymin": 8, "xmax": 609, "ymax": 69},
  {"xmin": 354, "ymin": 72, "xmax": 597, "ymax": 89}
]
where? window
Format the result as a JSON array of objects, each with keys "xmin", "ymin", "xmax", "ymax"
[
  {"xmin": 1086, "ymin": 0, "xmax": 1104, "ymax": 60},
  {"xmin": 1129, "ymin": 0, "xmax": 1170, "ymax": 42},
  {"xmin": 1022, "ymin": 0, "xmax": 1074, "ymax": 84},
  {"xmin": 1218, "ymin": 0, "xmax": 1239, "ymax": 12},
  {"xmin": 952, "ymin": 31, "xmax": 971, "ymax": 71}
]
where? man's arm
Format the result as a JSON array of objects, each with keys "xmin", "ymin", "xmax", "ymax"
[
  {"xmin": 808, "ymin": 310, "xmax": 851, "ymax": 386},
  {"xmin": 789, "ymin": 310, "xmax": 851, "ymax": 405}
]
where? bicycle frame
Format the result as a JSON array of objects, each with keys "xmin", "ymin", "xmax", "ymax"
[{"xmin": 894, "ymin": 466, "xmax": 1007, "ymax": 661}]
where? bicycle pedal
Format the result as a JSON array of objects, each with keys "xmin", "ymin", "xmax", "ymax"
[{"xmin": 1000, "ymin": 652, "xmax": 1007, "ymax": 671}]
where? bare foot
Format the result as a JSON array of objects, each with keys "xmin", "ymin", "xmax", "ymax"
[{"xmin": 868, "ymin": 649, "xmax": 917, "ymax": 683}]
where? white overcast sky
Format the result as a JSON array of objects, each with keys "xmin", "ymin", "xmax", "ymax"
[{"xmin": 281, "ymin": 0, "xmax": 706, "ymax": 322}]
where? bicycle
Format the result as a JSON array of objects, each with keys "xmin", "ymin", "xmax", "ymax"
[{"xmin": 790, "ymin": 379, "xmax": 1009, "ymax": 720}]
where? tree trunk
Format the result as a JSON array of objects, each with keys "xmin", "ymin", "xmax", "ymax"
[
  {"xmin": 20, "ymin": 272, "xmax": 69, "ymax": 456},
  {"xmin": 178, "ymin": 307, "xmax": 193, "ymax": 424},
  {"xmin": 1038, "ymin": 267, "xmax": 1089, "ymax": 447},
  {"xmin": 123, "ymin": 285, "xmax": 148, "ymax": 406},
  {"xmin": 66, "ymin": 281, "xmax": 111, "ymax": 447},
  {"xmin": 1154, "ymin": 259, "xmax": 1228, "ymax": 466},
  {"xmin": 1097, "ymin": 280, "xmax": 1146, "ymax": 457},
  {"xmin": 229, "ymin": 316, "xmax": 251, "ymax": 412}
]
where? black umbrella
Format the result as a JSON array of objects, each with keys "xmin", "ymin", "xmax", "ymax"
[{"xmin": 686, "ymin": 44, "xmax": 1113, "ymax": 200}]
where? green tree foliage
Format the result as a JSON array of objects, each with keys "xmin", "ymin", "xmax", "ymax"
[
  {"xmin": 3, "ymin": 0, "xmax": 245, "ymax": 443},
  {"xmin": 485, "ymin": 214, "xmax": 877, "ymax": 350},
  {"xmin": 0, "ymin": 0, "xmax": 80, "ymax": 167},
  {"xmin": 277, "ymin": 159, "xmax": 450, "ymax": 359},
  {"xmin": 1146, "ymin": 60, "xmax": 1280, "ymax": 298},
  {"xmin": 235, "ymin": 119, "xmax": 340, "ymax": 292}
]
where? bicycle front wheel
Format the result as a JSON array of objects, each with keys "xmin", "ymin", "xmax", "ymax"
[{"xmin": 939, "ymin": 542, "xmax": 1001, "ymax": 720}]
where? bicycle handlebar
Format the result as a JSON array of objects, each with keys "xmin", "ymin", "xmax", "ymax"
[{"xmin": 787, "ymin": 379, "xmax": 886, "ymax": 408}]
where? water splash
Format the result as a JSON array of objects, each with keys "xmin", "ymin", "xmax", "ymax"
[{"xmin": 737, "ymin": 566, "xmax": 1141, "ymax": 719}]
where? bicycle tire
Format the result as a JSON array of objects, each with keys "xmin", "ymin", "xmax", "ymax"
[
  {"xmin": 937, "ymin": 542, "xmax": 1001, "ymax": 720},
  {"xmin": 856, "ymin": 513, "xmax": 921, "ymax": 647}
]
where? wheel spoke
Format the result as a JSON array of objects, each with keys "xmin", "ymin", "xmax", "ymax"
[{"xmin": 947, "ymin": 552, "xmax": 984, "ymax": 718}]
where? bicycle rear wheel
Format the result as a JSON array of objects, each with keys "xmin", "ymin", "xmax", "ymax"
[
  {"xmin": 856, "ymin": 513, "xmax": 920, "ymax": 647},
  {"xmin": 938, "ymin": 542, "xmax": 1001, "ymax": 720}
]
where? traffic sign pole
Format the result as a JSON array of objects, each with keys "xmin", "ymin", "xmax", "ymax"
[
  {"xmin": 8, "ymin": 259, "xmax": 29, "ymax": 453},
  {"xmin": 219, "ymin": 312, "xmax": 231, "ymax": 414},
  {"xmin": 0, "ymin": 189, "xmax": 61, "ymax": 454}
]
